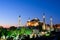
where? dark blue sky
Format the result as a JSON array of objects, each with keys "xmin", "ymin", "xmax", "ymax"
[{"xmin": 0, "ymin": 0, "xmax": 60, "ymax": 27}]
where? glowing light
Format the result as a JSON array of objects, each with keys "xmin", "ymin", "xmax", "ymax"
[
  {"xmin": 34, "ymin": 22, "xmax": 39, "ymax": 26},
  {"xmin": 27, "ymin": 22, "xmax": 31, "ymax": 26},
  {"xmin": 45, "ymin": 33, "xmax": 50, "ymax": 36}
]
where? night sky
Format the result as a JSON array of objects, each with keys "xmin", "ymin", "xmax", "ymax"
[{"xmin": 0, "ymin": 0, "xmax": 60, "ymax": 27}]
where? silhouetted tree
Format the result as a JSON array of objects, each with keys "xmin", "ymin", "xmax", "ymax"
[
  {"xmin": 10, "ymin": 26, "xmax": 17, "ymax": 30},
  {"xmin": 0, "ymin": 26, "xmax": 3, "ymax": 37}
]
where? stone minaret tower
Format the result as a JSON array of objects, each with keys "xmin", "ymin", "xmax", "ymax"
[
  {"xmin": 18, "ymin": 16, "xmax": 21, "ymax": 27},
  {"xmin": 42, "ymin": 13, "xmax": 46, "ymax": 30},
  {"xmin": 50, "ymin": 16, "xmax": 53, "ymax": 31}
]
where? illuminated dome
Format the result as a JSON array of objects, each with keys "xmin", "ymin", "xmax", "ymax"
[
  {"xmin": 31, "ymin": 18, "xmax": 40, "ymax": 22},
  {"xmin": 26, "ymin": 18, "xmax": 40, "ymax": 26}
]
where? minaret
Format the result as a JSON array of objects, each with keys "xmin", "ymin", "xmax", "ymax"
[
  {"xmin": 50, "ymin": 16, "xmax": 53, "ymax": 28},
  {"xmin": 50, "ymin": 16, "xmax": 53, "ymax": 31},
  {"xmin": 42, "ymin": 13, "xmax": 46, "ymax": 30},
  {"xmin": 18, "ymin": 16, "xmax": 21, "ymax": 27}
]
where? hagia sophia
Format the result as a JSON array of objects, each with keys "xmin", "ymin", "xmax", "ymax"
[
  {"xmin": 0, "ymin": 14, "xmax": 60, "ymax": 40},
  {"xmin": 26, "ymin": 18, "xmax": 40, "ymax": 27},
  {"xmin": 24, "ymin": 14, "xmax": 54, "ymax": 31}
]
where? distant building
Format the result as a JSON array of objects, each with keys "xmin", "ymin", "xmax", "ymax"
[{"xmin": 55, "ymin": 24, "xmax": 60, "ymax": 29}]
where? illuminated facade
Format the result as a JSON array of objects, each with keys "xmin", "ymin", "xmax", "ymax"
[
  {"xmin": 26, "ymin": 18, "xmax": 40, "ymax": 27},
  {"xmin": 45, "ymin": 24, "xmax": 50, "ymax": 31}
]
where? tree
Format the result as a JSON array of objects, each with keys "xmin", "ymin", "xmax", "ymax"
[
  {"xmin": 10, "ymin": 26, "xmax": 17, "ymax": 30},
  {"xmin": 0, "ymin": 26, "xmax": 3, "ymax": 38}
]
